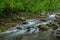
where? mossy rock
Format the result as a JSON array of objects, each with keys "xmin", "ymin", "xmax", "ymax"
[
  {"xmin": 12, "ymin": 18, "xmax": 17, "ymax": 21},
  {"xmin": 55, "ymin": 19, "xmax": 60, "ymax": 22},
  {"xmin": 46, "ymin": 23, "xmax": 58, "ymax": 30},
  {"xmin": 0, "ymin": 22, "xmax": 5, "ymax": 25},
  {"xmin": 0, "ymin": 27, "xmax": 9, "ymax": 32},
  {"xmin": 37, "ymin": 25, "xmax": 49, "ymax": 31}
]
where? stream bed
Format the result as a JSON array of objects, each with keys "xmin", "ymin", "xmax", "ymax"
[{"xmin": 0, "ymin": 13, "xmax": 60, "ymax": 40}]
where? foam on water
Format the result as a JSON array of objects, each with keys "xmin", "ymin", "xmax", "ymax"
[{"xmin": 0, "ymin": 14, "xmax": 57, "ymax": 40}]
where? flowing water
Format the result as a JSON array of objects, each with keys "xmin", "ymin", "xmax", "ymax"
[{"xmin": 0, "ymin": 13, "xmax": 60, "ymax": 40}]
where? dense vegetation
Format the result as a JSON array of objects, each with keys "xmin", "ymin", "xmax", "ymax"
[{"xmin": 0, "ymin": 0, "xmax": 60, "ymax": 17}]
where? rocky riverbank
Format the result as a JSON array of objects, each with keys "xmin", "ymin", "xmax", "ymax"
[{"xmin": 0, "ymin": 13, "xmax": 60, "ymax": 40}]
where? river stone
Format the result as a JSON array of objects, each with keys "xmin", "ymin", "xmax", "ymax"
[
  {"xmin": 22, "ymin": 31, "xmax": 56, "ymax": 40},
  {"xmin": 37, "ymin": 25, "xmax": 49, "ymax": 31},
  {"xmin": 56, "ymin": 29, "xmax": 60, "ymax": 38}
]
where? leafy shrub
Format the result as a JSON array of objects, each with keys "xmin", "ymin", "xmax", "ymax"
[
  {"xmin": 0, "ymin": 0, "xmax": 6, "ymax": 17},
  {"xmin": 0, "ymin": 0, "xmax": 60, "ymax": 17}
]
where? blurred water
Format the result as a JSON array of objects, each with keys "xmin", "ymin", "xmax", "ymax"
[{"xmin": 0, "ymin": 14, "xmax": 58, "ymax": 40}]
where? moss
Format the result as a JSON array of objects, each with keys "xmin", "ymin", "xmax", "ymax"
[
  {"xmin": 0, "ymin": 22, "xmax": 5, "ymax": 25},
  {"xmin": 0, "ymin": 27, "xmax": 9, "ymax": 32},
  {"xmin": 55, "ymin": 19, "xmax": 60, "ymax": 22}
]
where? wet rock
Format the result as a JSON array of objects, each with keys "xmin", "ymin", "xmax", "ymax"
[
  {"xmin": 37, "ymin": 25, "xmax": 49, "ymax": 31},
  {"xmin": 56, "ymin": 34, "xmax": 60, "ymax": 39},
  {"xmin": 46, "ymin": 23, "xmax": 58, "ymax": 30},
  {"xmin": 5, "ymin": 23, "xmax": 16, "ymax": 28},
  {"xmin": 56, "ymin": 27, "xmax": 60, "ymax": 39},
  {"xmin": 56, "ymin": 14, "xmax": 60, "ymax": 17},
  {"xmin": 16, "ymin": 27, "xmax": 22, "ymax": 30},
  {"xmin": 18, "ymin": 17, "xmax": 26, "ymax": 21},
  {"xmin": 26, "ymin": 27, "xmax": 31, "ymax": 32},
  {"xmin": 38, "ymin": 18, "xmax": 47, "ymax": 22},
  {"xmin": 55, "ymin": 19, "xmax": 60, "ymax": 26},
  {"xmin": 21, "ymin": 21, "xmax": 27, "ymax": 24},
  {"xmin": 50, "ymin": 24, "xmax": 58, "ymax": 30},
  {"xmin": 56, "ymin": 34, "xmax": 60, "ymax": 38},
  {"xmin": 17, "ymin": 17, "xmax": 27, "ymax": 24}
]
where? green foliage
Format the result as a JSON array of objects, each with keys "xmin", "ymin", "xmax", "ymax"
[
  {"xmin": 0, "ymin": 0, "xmax": 6, "ymax": 17},
  {"xmin": 9, "ymin": 0, "xmax": 25, "ymax": 10},
  {"xmin": 26, "ymin": 0, "xmax": 41, "ymax": 12},
  {"xmin": 0, "ymin": 0, "xmax": 60, "ymax": 17},
  {"xmin": 49, "ymin": 0, "xmax": 60, "ymax": 11}
]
